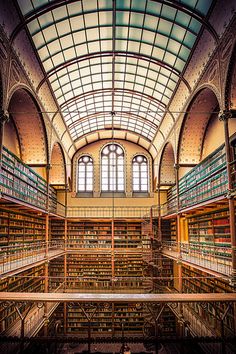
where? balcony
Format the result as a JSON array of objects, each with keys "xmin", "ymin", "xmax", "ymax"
[
  {"xmin": 0, "ymin": 147, "xmax": 65, "ymax": 216},
  {"xmin": 0, "ymin": 241, "xmax": 64, "ymax": 276},
  {"xmin": 161, "ymin": 241, "xmax": 231, "ymax": 276},
  {"xmin": 161, "ymin": 145, "xmax": 228, "ymax": 216},
  {"xmin": 67, "ymin": 206, "xmax": 151, "ymax": 219}
]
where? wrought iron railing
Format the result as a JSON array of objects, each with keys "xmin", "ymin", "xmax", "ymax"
[{"xmin": 161, "ymin": 241, "xmax": 231, "ymax": 276}]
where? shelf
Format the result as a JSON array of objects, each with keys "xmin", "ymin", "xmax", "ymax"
[
  {"xmin": 187, "ymin": 207, "xmax": 233, "ymax": 259},
  {"xmin": 182, "ymin": 265, "xmax": 235, "ymax": 337},
  {"xmin": 0, "ymin": 207, "xmax": 46, "ymax": 247},
  {"xmin": 1, "ymin": 146, "xmax": 57, "ymax": 213}
]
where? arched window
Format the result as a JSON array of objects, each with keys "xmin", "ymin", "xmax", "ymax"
[
  {"xmin": 77, "ymin": 155, "xmax": 93, "ymax": 192},
  {"xmin": 132, "ymin": 155, "xmax": 148, "ymax": 192},
  {"xmin": 101, "ymin": 144, "xmax": 124, "ymax": 192}
]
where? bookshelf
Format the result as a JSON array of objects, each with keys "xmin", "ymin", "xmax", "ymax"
[
  {"xmin": 66, "ymin": 253, "xmax": 112, "ymax": 291},
  {"xmin": 160, "ymin": 257, "xmax": 174, "ymax": 288},
  {"xmin": 182, "ymin": 266, "xmax": 235, "ymax": 337},
  {"xmin": 187, "ymin": 208, "xmax": 232, "ymax": 259},
  {"xmin": 166, "ymin": 145, "xmax": 227, "ymax": 213},
  {"xmin": 166, "ymin": 186, "xmax": 177, "ymax": 214},
  {"xmin": 161, "ymin": 219, "xmax": 171, "ymax": 241},
  {"xmin": 0, "ymin": 265, "xmax": 45, "ymax": 334},
  {"xmin": 114, "ymin": 220, "xmax": 142, "ymax": 249},
  {"xmin": 0, "ymin": 207, "xmax": 46, "ymax": 247},
  {"xmin": 50, "ymin": 219, "xmax": 65, "ymax": 243},
  {"xmin": 67, "ymin": 220, "xmax": 112, "ymax": 249},
  {"xmin": 49, "ymin": 256, "xmax": 65, "ymax": 291},
  {"xmin": 1, "ymin": 146, "xmax": 57, "ymax": 213},
  {"xmin": 113, "ymin": 252, "xmax": 144, "ymax": 290}
]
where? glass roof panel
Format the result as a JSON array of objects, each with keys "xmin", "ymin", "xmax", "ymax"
[{"xmin": 17, "ymin": 0, "xmax": 213, "ymax": 143}]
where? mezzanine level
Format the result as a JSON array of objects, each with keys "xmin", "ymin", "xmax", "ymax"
[
  {"xmin": 0, "ymin": 241, "xmax": 64, "ymax": 277},
  {"xmin": 161, "ymin": 144, "xmax": 236, "ymax": 217},
  {"xmin": 161, "ymin": 241, "xmax": 231, "ymax": 277}
]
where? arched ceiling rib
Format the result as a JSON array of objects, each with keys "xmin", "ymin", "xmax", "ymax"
[{"xmin": 16, "ymin": 0, "xmax": 214, "ymax": 145}]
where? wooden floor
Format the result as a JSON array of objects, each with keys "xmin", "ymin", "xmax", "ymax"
[{"xmin": 0, "ymin": 292, "xmax": 235, "ymax": 303}]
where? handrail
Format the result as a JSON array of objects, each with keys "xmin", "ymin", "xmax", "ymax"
[
  {"xmin": 161, "ymin": 241, "xmax": 231, "ymax": 275},
  {"xmin": 67, "ymin": 206, "xmax": 151, "ymax": 218},
  {"xmin": 0, "ymin": 241, "xmax": 64, "ymax": 275}
]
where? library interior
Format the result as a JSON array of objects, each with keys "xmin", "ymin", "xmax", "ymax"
[{"xmin": 0, "ymin": 0, "xmax": 236, "ymax": 353}]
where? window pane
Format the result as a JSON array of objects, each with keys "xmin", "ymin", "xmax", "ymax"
[
  {"xmin": 78, "ymin": 155, "xmax": 93, "ymax": 192},
  {"xmin": 101, "ymin": 144, "xmax": 124, "ymax": 192}
]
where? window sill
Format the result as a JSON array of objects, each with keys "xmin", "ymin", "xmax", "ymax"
[
  {"xmin": 100, "ymin": 192, "xmax": 126, "ymax": 198},
  {"xmin": 132, "ymin": 192, "xmax": 150, "ymax": 197},
  {"xmin": 76, "ymin": 192, "xmax": 94, "ymax": 197}
]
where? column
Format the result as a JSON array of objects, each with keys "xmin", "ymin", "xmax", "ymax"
[
  {"xmin": 0, "ymin": 110, "xmax": 9, "ymax": 165},
  {"xmin": 174, "ymin": 163, "xmax": 181, "ymax": 252},
  {"xmin": 219, "ymin": 110, "xmax": 236, "ymax": 286},
  {"xmin": 157, "ymin": 185, "xmax": 162, "ymax": 242},
  {"xmin": 44, "ymin": 164, "xmax": 51, "ymax": 336}
]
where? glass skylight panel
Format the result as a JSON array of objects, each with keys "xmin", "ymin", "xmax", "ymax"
[{"xmin": 17, "ymin": 0, "xmax": 213, "ymax": 142}]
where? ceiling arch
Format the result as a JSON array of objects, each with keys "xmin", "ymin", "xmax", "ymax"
[
  {"xmin": 15, "ymin": 0, "xmax": 214, "ymax": 146},
  {"xmin": 8, "ymin": 88, "xmax": 48, "ymax": 164},
  {"xmin": 178, "ymin": 87, "xmax": 220, "ymax": 165}
]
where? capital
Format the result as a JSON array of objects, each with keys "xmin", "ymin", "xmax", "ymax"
[
  {"xmin": 218, "ymin": 110, "xmax": 232, "ymax": 121},
  {"xmin": 0, "ymin": 110, "xmax": 9, "ymax": 124}
]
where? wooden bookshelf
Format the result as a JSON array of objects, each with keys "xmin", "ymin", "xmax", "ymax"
[
  {"xmin": 114, "ymin": 252, "xmax": 144, "ymax": 290},
  {"xmin": 166, "ymin": 145, "xmax": 227, "ymax": 213},
  {"xmin": 50, "ymin": 219, "xmax": 65, "ymax": 243},
  {"xmin": 67, "ymin": 220, "xmax": 112, "ymax": 249},
  {"xmin": 114, "ymin": 220, "xmax": 143, "ymax": 249},
  {"xmin": 166, "ymin": 186, "xmax": 177, "ymax": 214},
  {"xmin": 187, "ymin": 208, "xmax": 232, "ymax": 259},
  {"xmin": 0, "ymin": 207, "xmax": 46, "ymax": 247},
  {"xmin": 66, "ymin": 253, "xmax": 112, "ymax": 291},
  {"xmin": 49, "ymin": 256, "xmax": 65, "ymax": 291},
  {"xmin": 1, "ymin": 146, "xmax": 57, "ymax": 213},
  {"xmin": 0, "ymin": 265, "xmax": 45, "ymax": 334},
  {"xmin": 182, "ymin": 266, "xmax": 235, "ymax": 337}
]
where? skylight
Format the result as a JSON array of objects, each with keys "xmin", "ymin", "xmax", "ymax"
[{"xmin": 17, "ymin": 0, "xmax": 213, "ymax": 142}]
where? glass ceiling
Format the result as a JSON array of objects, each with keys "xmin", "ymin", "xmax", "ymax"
[{"xmin": 17, "ymin": 0, "xmax": 213, "ymax": 142}]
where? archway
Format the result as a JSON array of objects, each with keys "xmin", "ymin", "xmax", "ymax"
[
  {"xmin": 159, "ymin": 143, "xmax": 175, "ymax": 187},
  {"xmin": 50, "ymin": 142, "xmax": 66, "ymax": 187},
  {"xmin": 178, "ymin": 87, "xmax": 220, "ymax": 165},
  {"xmin": 8, "ymin": 88, "xmax": 48, "ymax": 165}
]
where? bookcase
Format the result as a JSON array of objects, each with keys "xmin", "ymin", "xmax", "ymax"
[
  {"xmin": 0, "ymin": 207, "xmax": 46, "ymax": 247},
  {"xmin": 166, "ymin": 145, "xmax": 227, "ymax": 213},
  {"xmin": 187, "ymin": 208, "xmax": 232, "ymax": 259},
  {"xmin": 114, "ymin": 220, "xmax": 142, "ymax": 249},
  {"xmin": 49, "ymin": 256, "xmax": 65, "ymax": 291},
  {"xmin": 1, "ymin": 146, "xmax": 57, "ymax": 213},
  {"xmin": 161, "ymin": 219, "xmax": 171, "ymax": 241},
  {"xmin": 50, "ymin": 218, "xmax": 65, "ymax": 243},
  {"xmin": 66, "ymin": 253, "xmax": 112, "ymax": 291},
  {"xmin": 166, "ymin": 186, "xmax": 177, "ymax": 214},
  {"xmin": 67, "ymin": 220, "xmax": 112, "ymax": 249},
  {"xmin": 182, "ymin": 266, "xmax": 235, "ymax": 337},
  {"xmin": 113, "ymin": 252, "xmax": 144, "ymax": 290},
  {"xmin": 113, "ymin": 303, "xmax": 144, "ymax": 335},
  {"xmin": 62, "ymin": 302, "xmax": 145, "ymax": 336},
  {"xmin": 0, "ymin": 265, "xmax": 45, "ymax": 334}
]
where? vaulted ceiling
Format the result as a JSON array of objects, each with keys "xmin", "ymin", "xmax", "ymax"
[{"xmin": 16, "ymin": 0, "xmax": 214, "ymax": 148}]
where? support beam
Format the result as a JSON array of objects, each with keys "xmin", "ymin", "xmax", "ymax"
[{"xmin": 0, "ymin": 292, "xmax": 235, "ymax": 303}]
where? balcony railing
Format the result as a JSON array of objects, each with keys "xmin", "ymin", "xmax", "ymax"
[
  {"xmin": 161, "ymin": 145, "xmax": 228, "ymax": 216},
  {"xmin": 161, "ymin": 241, "xmax": 231, "ymax": 276},
  {"xmin": 1, "ymin": 146, "xmax": 64, "ymax": 216},
  {"xmin": 67, "ymin": 206, "xmax": 151, "ymax": 218},
  {"xmin": 0, "ymin": 241, "xmax": 64, "ymax": 275}
]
